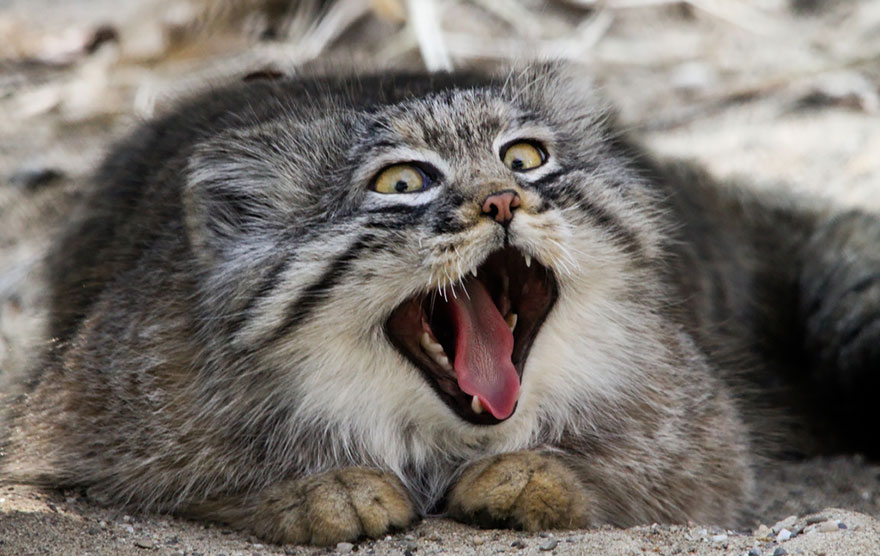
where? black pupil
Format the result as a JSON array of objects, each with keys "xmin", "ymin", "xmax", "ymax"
[
  {"xmin": 395, "ymin": 180, "xmax": 409, "ymax": 192},
  {"xmin": 511, "ymin": 158, "xmax": 524, "ymax": 170}
]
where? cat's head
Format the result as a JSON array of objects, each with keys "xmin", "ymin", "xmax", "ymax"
[{"xmin": 183, "ymin": 62, "xmax": 670, "ymax": 466}]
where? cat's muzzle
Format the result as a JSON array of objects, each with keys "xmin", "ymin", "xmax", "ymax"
[{"xmin": 385, "ymin": 246, "xmax": 557, "ymax": 425}]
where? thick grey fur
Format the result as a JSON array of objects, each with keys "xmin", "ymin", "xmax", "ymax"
[{"xmin": 2, "ymin": 63, "xmax": 878, "ymax": 544}]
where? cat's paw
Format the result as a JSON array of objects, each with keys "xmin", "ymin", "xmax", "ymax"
[
  {"xmin": 252, "ymin": 468, "xmax": 416, "ymax": 545},
  {"xmin": 448, "ymin": 451, "xmax": 592, "ymax": 531}
]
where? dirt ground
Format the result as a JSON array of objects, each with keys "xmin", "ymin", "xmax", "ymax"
[{"xmin": 1, "ymin": 1, "xmax": 880, "ymax": 555}]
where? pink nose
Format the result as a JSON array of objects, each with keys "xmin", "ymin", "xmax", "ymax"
[{"xmin": 481, "ymin": 190, "xmax": 521, "ymax": 226}]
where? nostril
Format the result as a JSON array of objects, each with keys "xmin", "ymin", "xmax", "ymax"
[{"xmin": 481, "ymin": 190, "xmax": 520, "ymax": 226}]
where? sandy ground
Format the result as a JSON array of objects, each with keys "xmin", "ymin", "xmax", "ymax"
[{"xmin": 2, "ymin": 1, "xmax": 880, "ymax": 555}]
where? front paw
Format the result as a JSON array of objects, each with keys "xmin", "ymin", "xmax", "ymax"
[
  {"xmin": 448, "ymin": 451, "xmax": 592, "ymax": 531},
  {"xmin": 253, "ymin": 468, "xmax": 416, "ymax": 545}
]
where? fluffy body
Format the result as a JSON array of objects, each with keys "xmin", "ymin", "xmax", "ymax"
[{"xmin": 2, "ymin": 63, "xmax": 878, "ymax": 544}]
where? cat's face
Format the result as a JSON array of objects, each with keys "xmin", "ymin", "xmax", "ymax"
[{"xmin": 185, "ymin": 64, "xmax": 669, "ymax": 469}]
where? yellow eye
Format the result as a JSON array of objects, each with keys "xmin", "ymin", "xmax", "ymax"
[
  {"xmin": 372, "ymin": 164, "xmax": 429, "ymax": 194},
  {"xmin": 502, "ymin": 141, "xmax": 546, "ymax": 171}
]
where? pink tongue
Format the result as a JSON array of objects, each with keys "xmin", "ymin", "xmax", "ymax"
[{"xmin": 448, "ymin": 278, "xmax": 519, "ymax": 420}]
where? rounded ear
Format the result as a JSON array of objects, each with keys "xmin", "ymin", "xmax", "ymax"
[
  {"xmin": 499, "ymin": 61, "xmax": 610, "ymax": 128},
  {"xmin": 183, "ymin": 125, "xmax": 315, "ymax": 265}
]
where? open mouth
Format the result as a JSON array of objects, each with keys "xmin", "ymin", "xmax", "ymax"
[{"xmin": 385, "ymin": 247, "xmax": 558, "ymax": 425}]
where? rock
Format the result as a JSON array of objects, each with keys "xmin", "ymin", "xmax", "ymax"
[
  {"xmin": 772, "ymin": 515, "xmax": 798, "ymax": 533},
  {"xmin": 711, "ymin": 534, "xmax": 728, "ymax": 543},
  {"xmin": 133, "ymin": 539, "xmax": 154, "ymax": 549},
  {"xmin": 817, "ymin": 520, "xmax": 840, "ymax": 533},
  {"xmin": 755, "ymin": 524, "xmax": 772, "ymax": 538},
  {"xmin": 511, "ymin": 540, "xmax": 526, "ymax": 549},
  {"xmin": 776, "ymin": 528, "xmax": 792, "ymax": 542},
  {"xmin": 473, "ymin": 535, "xmax": 485, "ymax": 545},
  {"xmin": 805, "ymin": 515, "xmax": 829, "ymax": 525},
  {"xmin": 839, "ymin": 522, "xmax": 848, "ymax": 529},
  {"xmin": 539, "ymin": 538, "xmax": 558, "ymax": 551},
  {"xmin": 748, "ymin": 548, "xmax": 762, "ymax": 556},
  {"xmin": 336, "ymin": 542, "xmax": 354, "ymax": 554},
  {"xmin": 773, "ymin": 548, "xmax": 787, "ymax": 556}
]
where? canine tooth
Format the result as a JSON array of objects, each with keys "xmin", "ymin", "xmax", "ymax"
[
  {"xmin": 420, "ymin": 332, "xmax": 444, "ymax": 354},
  {"xmin": 524, "ymin": 254, "xmax": 532, "ymax": 267},
  {"xmin": 471, "ymin": 396, "xmax": 484, "ymax": 414},
  {"xmin": 506, "ymin": 312, "xmax": 518, "ymax": 332},
  {"xmin": 471, "ymin": 269, "xmax": 478, "ymax": 277}
]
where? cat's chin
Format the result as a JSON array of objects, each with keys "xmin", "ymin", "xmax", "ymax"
[{"xmin": 385, "ymin": 246, "xmax": 558, "ymax": 426}]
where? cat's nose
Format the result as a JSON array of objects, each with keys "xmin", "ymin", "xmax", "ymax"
[{"xmin": 481, "ymin": 190, "xmax": 521, "ymax": 227}]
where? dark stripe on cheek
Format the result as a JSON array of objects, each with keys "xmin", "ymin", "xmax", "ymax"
[
  {"xmin": 260, "ymin": 235, "xmax": 374, "ymax": 347},
  {"xmin": 365, "ymin": 203, "xmax": 430, "ymax": 217},
  {"xmin": 229, "ymin": 257, "xmax": 291, "ymax": 335},
  {"xmin": 545, "ymin": 181, "xmax": 645, "ymax": 258},
  {"xmin": 527, "ymin": 168, "xmax": 567, "ymax": 190}
]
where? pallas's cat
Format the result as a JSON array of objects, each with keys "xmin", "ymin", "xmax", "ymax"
[{"xmin": 3, "ymin": 63, "xmax": 878, "ymax": 545}]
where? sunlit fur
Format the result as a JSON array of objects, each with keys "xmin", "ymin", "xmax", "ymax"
[{"xmin": 3, "ymin": 63, "xmax": 879, "ymax": 543}]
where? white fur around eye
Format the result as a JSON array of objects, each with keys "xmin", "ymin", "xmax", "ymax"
[{"xmin": 364, "ymin": 184, "xmax": 444, "ymax": 207}]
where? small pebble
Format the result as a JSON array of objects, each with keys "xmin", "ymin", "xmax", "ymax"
[
  {"xmin": 133, "ymin": 539, "xmax": 154, "ymax": 549},
  {"xmin": 539, "ymin": 538, "xmax": 558, "ymax": 551},
  {"xmin": 336, "ymin": 541, "xmax": 354, "ymax": 553},
  {"xmin": 805, "ymin": 515, "xmax": 829, "ymax": 525},
  {"xmin": 775, "ymin": 528, "xmax": 791, "ymax": 542},
  {"xmin": 473, "ymin": 535, "xmax": 485, "ymax": 545},
  {"xmin": 125, "ymin": 525, "xmax": 135, "ymax": 534},
  {"xmin": 748, "ymin": 548, "xmax": 762, "ymax": 556},
  {"xmin": 838, "ymin": 522, "xmax": 848, "ymax": 529},
  {"xmin": 817, "ymin": 520, "xmax": 839, "ymax": 533},
  {"xmin": 773, "ymin": 548, "xmax": 787, "ymax": 556},
  {"xmin": 711, "ymin": 534, "xmax": 728, "ymax": 543},
  {"xmin": 772, "ymin": 516, "xmax": 798, "ymax": 534},
  {"xmin": 123, "ymin": 515, "xmax": 132, "ymax": 522},
  {"xmin": 755, "ymin": 525, "xmax": 772, "ymax": 538},
  {"xmin": 511, "ymin": 540, "xmax": 526, "ymax": 549}
]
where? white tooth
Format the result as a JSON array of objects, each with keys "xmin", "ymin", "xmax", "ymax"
[
  {"xmin": 524, "ymin": 254, "xmax": 532, "ymax": 267},
  {"xmin": 506, "ymin": 312, "xmax": 518, "ymax": 332},
  {"xmin": 420, "ymin": 332, "xmax": 444, "ymax": 354},
  {"xmin": 435, "ymin": 353, "xmax": 452, "ymax": 371},
  {"xmin": 471, "ymin": 396, "xmax": 484, "ymax": 414},
  {"xmin": 471, "ymin": 269, "xmax": 478, "ymax": 277}
]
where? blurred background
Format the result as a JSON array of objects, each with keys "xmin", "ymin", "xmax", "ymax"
[{"xmin": 1, "ymin": 0, "xmax": 880, "ymax": 383}]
